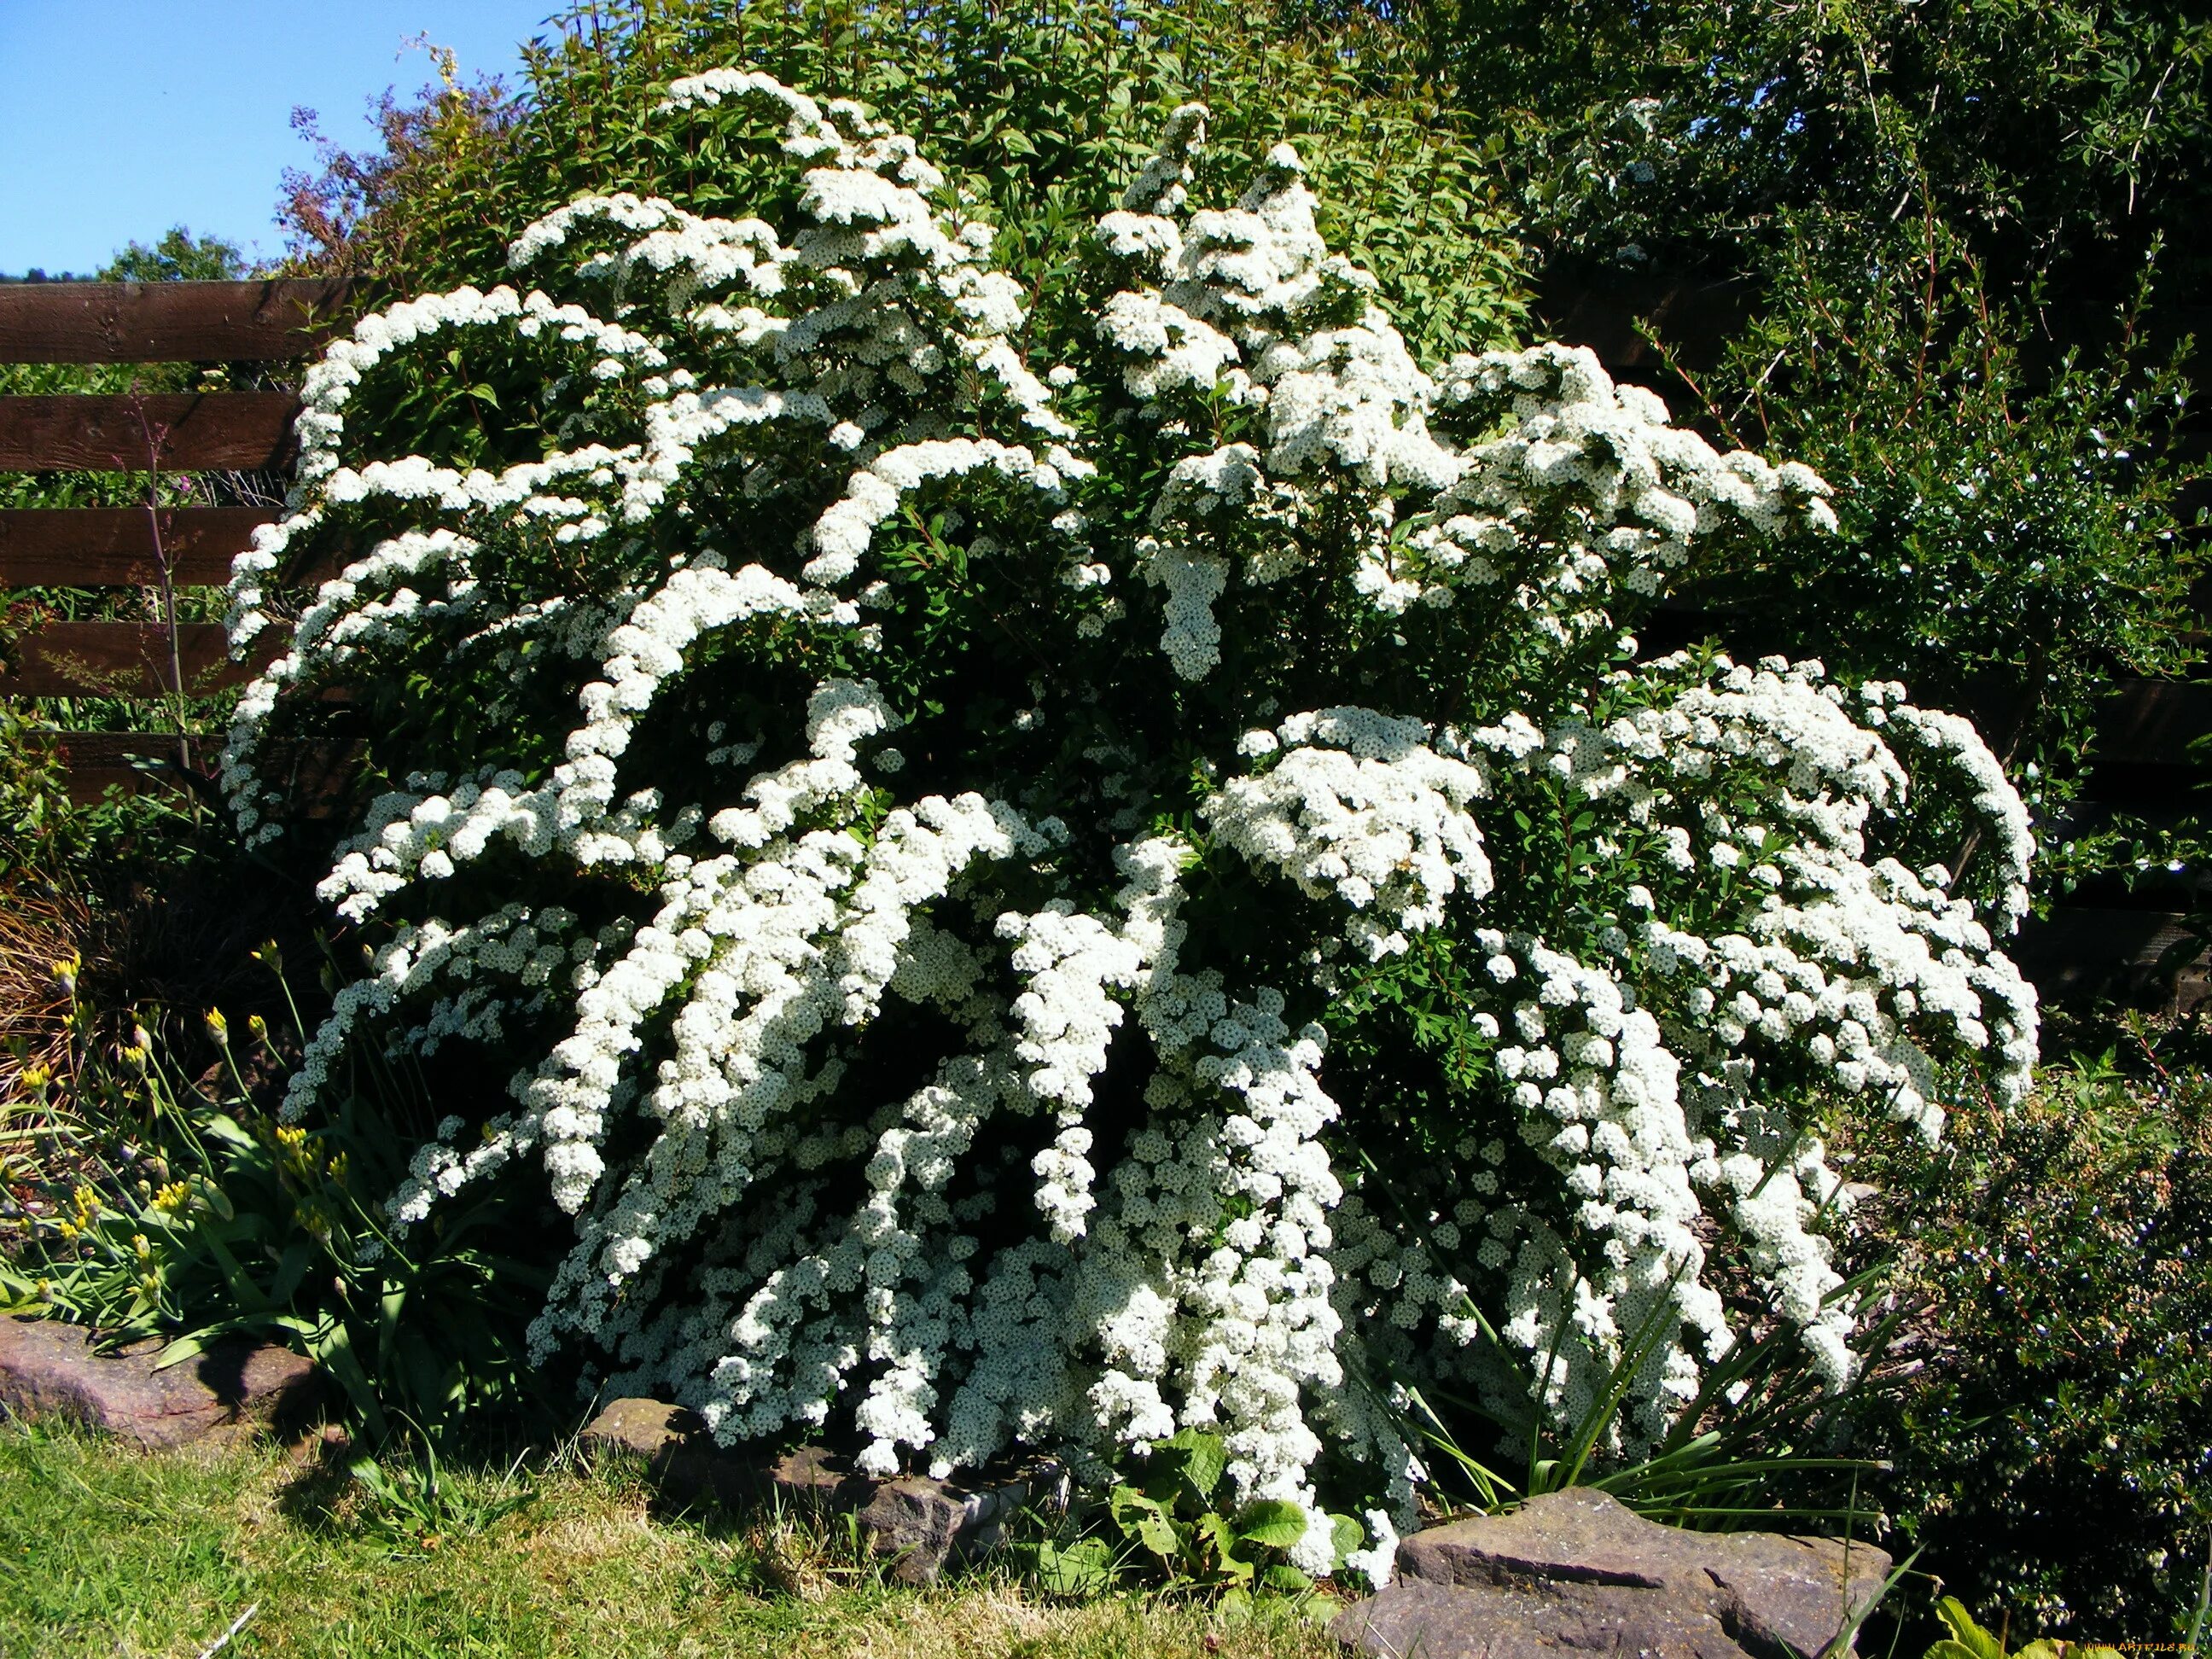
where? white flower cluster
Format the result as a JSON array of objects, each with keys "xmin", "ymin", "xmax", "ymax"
[{"xmin": 224, "ymin": 74, "xmax": 2039, "ymax": 1566}]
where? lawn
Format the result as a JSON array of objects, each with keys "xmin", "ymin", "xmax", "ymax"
[{"xmin": 0, "ymin": 1423, "xmax": 1341, "ymax": 1659}]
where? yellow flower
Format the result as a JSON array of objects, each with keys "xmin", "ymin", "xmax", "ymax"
[
  {"xmin": 132, "ymin": 1234, "xmax": 150, "ymax": 1261},
  {"xmin": 150, "ymin": 1180, "xmax": 192, "ymax": 1214},
  {"xmin": 49, "ymin": 953, "xmax": 79, "ymax": 998},
  {"xmin": 18, "ymin": 1063, "xmax": 50, "ymax": 1091},
  {"xmin": 275, "ymin": 1126, "xmax": 308, "ymax": 1150},
  {"xmin": 325, "ymin": 1152, "xmax": 349, "ymax": 1185},
  {"xmin": 204, "ymin": 1009, "xmax": 230, "ymax": 1047},
  {"xmin": 247, "ymin": 1013, "xmax": 269, "ymax": 1043}
]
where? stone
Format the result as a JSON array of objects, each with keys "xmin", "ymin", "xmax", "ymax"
[
  {"xmin": 1336, "ymin": 1488, "xmax": 1890, "ymax": 1659},
  {"xmin": 1336, "ymin": 1576, "xmax": 1749, "ymax": 1659},
  {"xmin": 0, "ymin": 1315, "xmax": 323, "ymax": 1450},
  {"xmin": 579, "ymin": 1395, "xmax": 1065, "ymax": 1586}
]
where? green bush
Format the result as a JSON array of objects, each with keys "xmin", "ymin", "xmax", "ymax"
[
  {"xmin": 282, "ymin": 0, "xmax": 1531, "ymax": 366},
  {"xmin": 1852, "ymin": 1033, "xmax": 2212, "ymax": 1635},
  {"xmin": 1394, "ymin": 0, "xmax": 2209, "ymax": 920},
  {"xmin": 195, "ymin": 46, "xmax": 2051, "ymax": 1577}
]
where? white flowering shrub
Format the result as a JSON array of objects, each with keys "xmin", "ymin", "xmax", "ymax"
[{"xmin": 224, "ymin": 73, "xmax": 2038, "ymax": 1570}]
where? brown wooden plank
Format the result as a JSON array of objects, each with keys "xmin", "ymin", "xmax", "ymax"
[
  {"xmin": 0, "ymin": 506, "xmax": 275, "ymax": 587},
  {"xmin": 1, "ymin": 620, "xmax": 250, "ymax": 697},
  {"xmin": 1537, "ymin": 276, "xmax": 1753, "ymax": 373},
  {"xmin": 2094, "ymin": 679, "xmax": 2212, "ymax": 766},
  {"xmin": 2012, "ymin": 905, "xmax": 2209, "ymax": 1009},
  {"xmin": 26, "ymin": 729, "xmax": 208, "ymax": 801},
  {"xmin": 0, "ymin": 280, "xmax": 356, "ymax": 363},
  {"xmin": 0, "ymin": 393, "xmax": 298, "ymax": 473}
]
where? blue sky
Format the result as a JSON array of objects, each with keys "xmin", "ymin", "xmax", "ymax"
[{"xmin": 0, "ymin": 2, "xmax": 562, "ymax": 275}]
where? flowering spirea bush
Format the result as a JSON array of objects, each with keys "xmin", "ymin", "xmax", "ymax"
[{"xmin": 224, "ymin": 73, "xmax": 2038, "ymax": 1572}]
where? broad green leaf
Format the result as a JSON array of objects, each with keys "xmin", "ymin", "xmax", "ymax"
[{"xmin": 1232, "ymin": 1498, "xmax": 1311, "ymax": 1552}]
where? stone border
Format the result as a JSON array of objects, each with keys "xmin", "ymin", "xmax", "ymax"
[
  {"xmin": 1335, "ymin": 1488, "xmax": 1893, "ymax": 1659},
  {"xmin": 579, "ymin": 1396, "xmax": 1066, "ymax": 1586},
  {"xmin": 0, "ymin": 1314, "xmax": 323, "ymax": 1450}
]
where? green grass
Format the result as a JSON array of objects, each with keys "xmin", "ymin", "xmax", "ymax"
[{"xmin": 0, "ymin": 1423, "xmax": 1343, "ymax": 1659}]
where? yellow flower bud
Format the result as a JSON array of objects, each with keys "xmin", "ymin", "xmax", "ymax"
[{"xmin": 204, "ymin": 1009, "xmax": 230, "ymax": 1047}]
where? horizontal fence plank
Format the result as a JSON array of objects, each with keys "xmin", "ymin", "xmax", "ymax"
[
  {"xmin": 1538, "ymin": 276, "xmax": 1753, "ymax": 374},
  {"xmin": 0, "ymin": 392, "xmax": 298, "ymax": 473},
  {"xmin": 1, "ymin": 620, "xmax": 252, "ymax": 697},
  {"xmin": 0, "ymin": 506, "xmax": 273, "ymax": 586},
  {"xmin": 2095, "ymin": 678, "xmax": 2212, "ymax": 766},
  {"xmin": 29, "ymin": 730, "xmax": 210, "ymax": 802},
  {"xmin": 2013, "ymin": 905, "xmax": 2209, "ymax": 1008},
  {"xmin": 0, "ymin": 280, "xmax": 356, "ymax": 364}
]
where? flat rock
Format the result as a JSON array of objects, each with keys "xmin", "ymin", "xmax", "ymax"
[
  {"xmin": 0, "ymin": 1316, "xmax": 322, "ymax": 1450},
  {"xmin": 1337, "ymin": 1488, "xmax": 1889, "ymax": 1659},
  {"xmin": 1337, "ymin": 1576, "xmax": 1749, "ymax": 1659},
  {"xmin": 579, "ymin": 1395, "xmax": 1063, "ymax": 1586}
]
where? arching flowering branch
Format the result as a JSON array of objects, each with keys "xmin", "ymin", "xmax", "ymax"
[{"xmin": 225, "ymin": 72, "xmax": 2036, "ymax": 1576}]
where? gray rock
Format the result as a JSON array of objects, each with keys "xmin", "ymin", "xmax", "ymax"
[
  {"xmin": 579, "ymin": 1395, "xmax": 1064, "ymax": 1586},
  {"xmin": 1336, "ymin": 1576, "xmax": 1749, "ymax": 1659},
  {"xmin": 0, "ymin": 1315, "xmax": 322, "ymax": 1450},
  {"xmin": 1337, "ymin": 1488, "xmax": 1889, "ymax": 1659}
]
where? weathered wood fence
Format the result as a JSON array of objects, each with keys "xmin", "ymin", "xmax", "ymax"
[
  {"xmin": 0, "ymin": 276, "xmax": 2203, "ymax": 1001},
  {"xmin": 0, "ymin": 279, "xmax": 353, "ymax": 795}
]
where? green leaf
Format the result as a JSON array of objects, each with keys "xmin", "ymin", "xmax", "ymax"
[
  {"xmin": 1161, "ymin": 1427, "xmax": 1227, "ymax": 1503},
  {"xmin": 1328, "ymin": 1511, "xmax": 1364, "ymax": 1568},
  {"xmin": 1231, "ymin": 1498, "xmax": 1310, "ymax": 1552},
  {"xmin": 1030, "ymin": 1535, "xmax": 1115, "ymax": 1596},
  {"xmin": 1935, "ymin": 1600, "xmax": 2008, "ymax": 1659},
  {"xmin": 1109, "ymin": 1485, "xmax": 1182, "ymax": 1561}
]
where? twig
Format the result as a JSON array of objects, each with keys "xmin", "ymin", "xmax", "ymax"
[
  {"xmin": 195, "ymin": 1602, "xmax": 259, "ymax": 1659},
  {"xmin": 127, "ymin": 391, "xmax": 193, "ymax": 775}
]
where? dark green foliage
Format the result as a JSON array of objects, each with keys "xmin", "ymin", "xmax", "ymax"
[
  {"xmin": 1852, "ymin": 1038, "xmax": 2212, "ymax": 1635},
  {"xmin": 1655, "ymin": 229, "xmax": 2203, "ymax": 905},
  {"xmin": 1389, "ymin": 0, "xmax": 2209, "ymax": 923},
  {"xmin": 1400, "ymin": 0, "xmax": 2212, "ymax": 317}
]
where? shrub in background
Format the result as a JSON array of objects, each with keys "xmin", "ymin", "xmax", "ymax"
[
  {"xmin": 1855, "ymin": 1036, "xmax": 2212, "ymax": 1636},
  {"xmin": 280, "ymin": 0, "xmax": 1531, "ymax": 368},
  {"xmin": 1388, "ymin": 0, "xmax": 2208, "ymax": 919},
  {"xmin": 220, "ymin": 72, "xmax": 2037, "ymax": 1569}
]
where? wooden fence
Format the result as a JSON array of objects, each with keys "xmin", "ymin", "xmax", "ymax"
[
  {"xmin": 1, "ymin": 276, "xmax": 2204, "ymax": 1002},
  {"xmin": 0, "ymin": 279, "xmax": 351, "ymax": 794}
]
